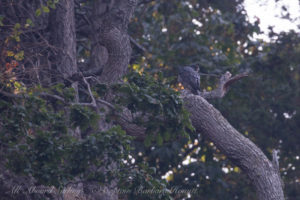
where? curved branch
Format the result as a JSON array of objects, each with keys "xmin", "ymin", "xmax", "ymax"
[
  {"xmin": 91, "ymin": 0, "xmax": 137, "ymax": 83},
  {"xmin": 183, "ymin": 94, "xmax": 284, "ymax": 200}
]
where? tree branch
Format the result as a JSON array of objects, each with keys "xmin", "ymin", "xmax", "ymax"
[
  {"xmin": 199, "ymin": 71, "xmax": 248, "ymax": 99},
  {"xmin": 183, "ymin": 94, "xmax": 285, "ymax": 200},
  {"xmin": 129, "ymin": 36, "xmax": 148, "ymax": 53},
  {"xmin": 82, "ymin": 74, "xmax": 97, "ymax": 108}
]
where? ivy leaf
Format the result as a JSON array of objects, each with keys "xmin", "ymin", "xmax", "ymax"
[
  {"xmin": 25, "ymin": 18, "xmax": 33, "ymax": 27},
  {"xmin": 14, "ymin": 23, "xmax": 21, "ymax": 29},
  {"xmin": 35, "ymin": 8, "xmax": 41, "ymax": 16},
  {"xmin": 7, "ymin": 51, "xmax": 14, "ymax": 57},
  {"xmin": 144, "ymin": 135, "xmax": 152, "ymax": 147},
  {"xmin": 156, "ymin": 133, "xmax": 163, "ymax": 146},
  {"xmin": 42, "ymin": 6, "xmax": 50, "ymax": 13},
  {"xmin": 14, "ymin": 51, "xmax": 24, "ymax": 61}
]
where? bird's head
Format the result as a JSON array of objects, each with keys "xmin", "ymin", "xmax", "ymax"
[{"xmin": 190, "ymin": 64, "xmax": 200, "ymax": 72}]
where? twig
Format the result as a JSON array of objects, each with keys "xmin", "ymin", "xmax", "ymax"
[
  {"xmin": 96, "ymin": 98, "xmax": 115, "ymax": 110},
  {"xmin": 0, "ymin": 90, "xmax": 22, "ymax": 98},
  {"xmin": 39, "ymin": 92, "xmax": 66, "ymax": 102},
  {"xmin": 272, "ymin": 149, "xmax": 280, "ymax": 172},
  {"xmin": 129, "ymin": 36, "xmax": 147, "ymax": 53},
  {"xmin": 81, "ymin": 73, "xmax": 97, "ymax": 108}
]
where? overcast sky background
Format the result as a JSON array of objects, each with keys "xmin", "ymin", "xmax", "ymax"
[{"xmin": 244, "ymin": 0, "xmax": 300, "ymax": 40}]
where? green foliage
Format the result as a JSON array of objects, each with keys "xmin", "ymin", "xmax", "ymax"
[
  {"xmin": 70, "ymin": 105, "xmax": 99, "ymax": 131},
  {"xmin": 115, "ymin": 71, "xmax": 194, "ymax": 147},
  {"xmin": 0, "ymin": 85, "xmax": 132, "ymax": 188},
  {"xmin": 127, "ymin": 0, "xmax": 298, "ymax": 199},
  {"xmin": 130, "ymin": 0, "xmax": 260, "ymax": 77},
  {"xmin": 1, "ymin": 0, "xmax": 299, "ymax": 199},
  {"xmin": 119, "ymin": 162, "xmax": 172, "ymax": 200}
]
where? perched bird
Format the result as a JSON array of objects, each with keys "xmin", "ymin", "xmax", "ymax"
[{"xmin": 178, "ymin": 65, "xmax": 201, "ymax": 94}]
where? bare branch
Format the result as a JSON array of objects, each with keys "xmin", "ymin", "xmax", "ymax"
[
  {"xmin": 272, "ymin": 149, "xmax": 280, "ymax": 172},
  {"xmin": 81, "ymin": 73, "xmax": 97, "ymax": 107},
  {"xmin": 39, "ymin": 92, "xmax": 66, "ymax": 102},
  {"xmin": 129, "ymin": 36, "xmax": 148, "ymax": 53},
  {"xmin": 199, "ymin": 71, "xmax": 248, "ymax": 99}
]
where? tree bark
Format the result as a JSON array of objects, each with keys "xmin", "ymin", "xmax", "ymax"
[
  {"xmin": 183, "ymin": 94, "xmax": 285, "ymax": 200},
  {"xmin": 85, "ymin": 1, "xmax": 137, "ymax": 200},
  {"xmin": 49, "ymin": 0, "xmax": 77, "ymax": 79},
  {"xmin": 91, "ymin": 0, "xmax": 137, "ymax": 83}
]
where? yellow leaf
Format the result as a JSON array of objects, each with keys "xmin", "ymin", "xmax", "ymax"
[
  {"xmin": 132, "ymin": 64, "xmax": 139, "ymax": 70},
  {"xmin": 15, "ymin": 36, "xmax": 20, "ymax": 42},
  {"xmin": 7, "ymin": 51, "xmax": 14, "ymax": 57},
  {"xmin": 166, "ymin": 173, "xmax": 173, "ymax": 181},
  {"xmin": 42, "ymin": 6, "xmax": 50, "ymax": 13},
  {"xmin": 200, "ymin": 155, "xmax": 206, "ymax": 162},
  {"xmin": 14, "ymin": 51, "xmax": 24, "ymax": 61},
  {"xmin": 13, "ymin": 81, "xmax": 21, "ymax": 88},
  {"xmin": 207, "ymin": 86, "xmax": 212, "ymax": 91},
  {"xmin": 138, "ymin": 67, "xmax": 144, "ymax": 75},
  {"xmin": 152, "ymin": 11, "xmax": 158, "ymax": 18},
  {"xmin": 233, "ymin": 167, "xmax": 240, "ymax": 173}
]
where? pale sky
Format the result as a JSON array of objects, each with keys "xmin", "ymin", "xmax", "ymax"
[{"xmin": 244, "ymin": 0, "xmax": 300, "ymax": 40}]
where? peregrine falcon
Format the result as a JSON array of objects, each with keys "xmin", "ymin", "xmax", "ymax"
[{"xmin": 178, "ymin": 65, "xmax": 200, "ymax": 95}]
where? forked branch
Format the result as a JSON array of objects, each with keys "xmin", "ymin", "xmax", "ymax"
[{"xmin": 199, "ymin": 71, "xmax": 249, "ymax": 99}]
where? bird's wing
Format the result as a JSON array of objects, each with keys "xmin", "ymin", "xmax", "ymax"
[
  {"xmin": 190, "ymin": 72, "xmax": 200, "ymax": 92},
  {"xmin": 179, "ymin": 67, "xmax": 200, "ymax": 93}
]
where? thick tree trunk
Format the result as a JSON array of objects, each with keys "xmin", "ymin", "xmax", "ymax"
[
  {"xmin": 85, "ymin": 1, "xmax": 137, "ymax": 200},
  {"xmin": 91, "ymin": 0, "xmax": 136, "ymax": 83},
  {"xmin": 49, "ymin": 0, "xmax": 77, "ymax": 79},
  {"xmin": 183, "ymin": 94, "xmax": 285, "ymax": 200},
  {"xmin": 48, "ymin": 1, "xmax": 85, "ymax": 200}
]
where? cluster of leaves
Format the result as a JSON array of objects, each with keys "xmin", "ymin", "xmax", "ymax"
[
  {"xmin": 93, "ymin": 70, "xmax": 197, "ymax": 180},
  {"xmin": 0, "ymin": 76, "xmax": 177, "ymax": 199},
  {"xmin": 119, "ymin": 162, "xmax": 172, "ymax": 200},
  {"xmin": 130, "ymin": 0, "xmax": 260, "ymax": 77},
  {"xmin": 115, "ymin": 71, "xmax": 194, "ymax": 147},
  {"xmin": 0, "ymin": 83, "xmax": 132, "ymax": 188},
  {"xmin": 0, "ymin": 0, "xmax": 64, "ymax": 88}
]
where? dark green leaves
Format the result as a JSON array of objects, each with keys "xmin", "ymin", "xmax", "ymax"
[
  {"xmin": 115, "ymin": 71, "xmax": 194, "ymax": 147},
  {"xmin": 70, "ymin": 105, "xmax": 99, "ymax": 131}
]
